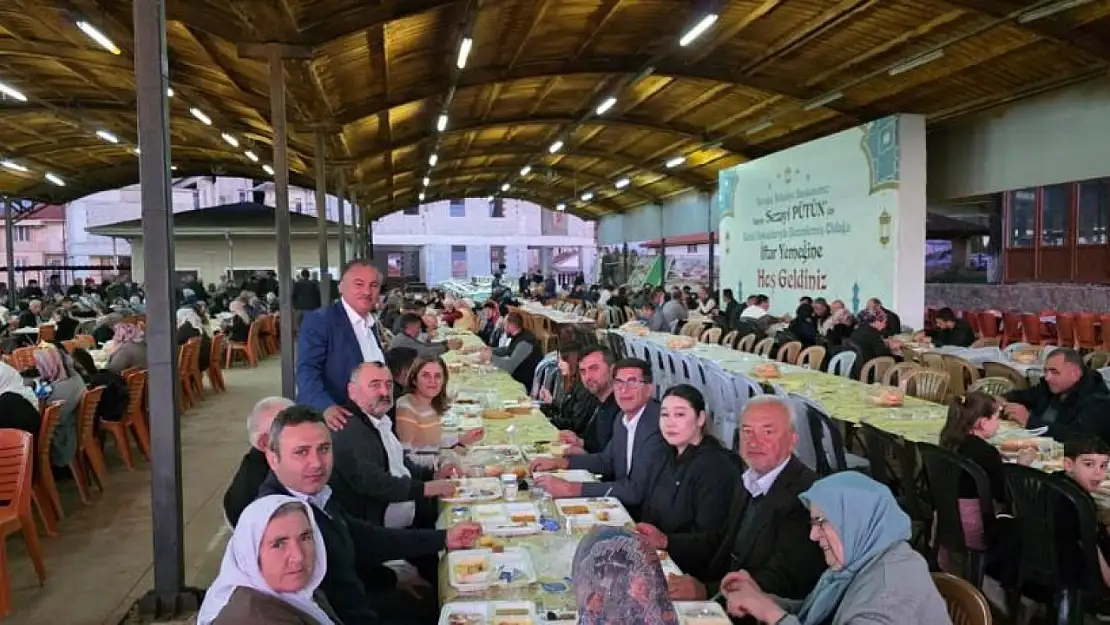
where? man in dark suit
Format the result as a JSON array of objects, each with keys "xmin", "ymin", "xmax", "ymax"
[
  {"xmin": 291, "ymin": 268, "xmax": 322, "ymax": 331},
  {"xmin": 665, "ymin": 396, "xmax": 826, "ymax": 606},
  {"xmin": 296, "ymin": 259, "xmax": 387, "ymax": 422},
  {"xmin": 227, "ymin": 405, "xmax": 481, "ymax": 625},
  {"xmin": 531, "ymin": 358, "xmax": 667, "ymax": 514},
  {"xmin": 923, "ymin": 307, "xmax": 976, "ymax": 347}
]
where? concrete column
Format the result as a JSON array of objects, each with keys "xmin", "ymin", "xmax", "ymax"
[
  {"xmin": 268, "ymin": 44, "xmax": 296, "ymax": 397},
  {"xmin": 314, "ymin": 132, "xmax": 331, "ymax": 305}
]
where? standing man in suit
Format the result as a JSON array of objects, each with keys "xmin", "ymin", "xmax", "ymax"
[
  {"xmin": 531, "ymin": 358, "xmax": 666, "ymax": 514},
  {"xmin": 296, "ymin": 259, "xmax": 387, "ymax": 422},
  {"xmin": 664, "ymin": 396, "xmax": 826, "ymax": 605},
  {"xmin": 291, "ymin": 268, "xmax": 321, "ymax": 332}
]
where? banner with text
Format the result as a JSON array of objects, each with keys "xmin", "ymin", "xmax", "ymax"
[{"xmin": 718, "ymin": 114, "xmax": 926, "ymax": 323}]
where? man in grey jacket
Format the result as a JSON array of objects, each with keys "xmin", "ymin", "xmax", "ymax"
[{"xmin": 387, "ymin": 312, "xmax": 461, "ymax": 358}]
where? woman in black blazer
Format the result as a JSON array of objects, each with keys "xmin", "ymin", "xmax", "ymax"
[{"xmin": 634, "ymin": 385, "xmax": 740, "ymax": 576}]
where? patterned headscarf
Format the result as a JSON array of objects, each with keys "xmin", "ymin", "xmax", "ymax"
[
  {"xmin": 572, "ymin": 527, "xmax": 679, "ymax": 625},
  {"xmin": 229, "ymin": 300, "xmax": 251, "ymax": 324},
  {"xmin": 33, "ymin": 347, "xmax": 69, "ymax": 382},
  {"xmin": 176, "ymin": 307, "xmax": 207, "ymax": 335},
  {"xmin": 113, "ymin": 322, "xmax": 144, "ymax": 344}
]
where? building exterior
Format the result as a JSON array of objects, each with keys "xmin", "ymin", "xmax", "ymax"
[{"xmin": 0, "ymin": 204, "xmax": 69, "ymax": 286}]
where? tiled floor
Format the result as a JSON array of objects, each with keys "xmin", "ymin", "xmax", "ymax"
[{"xmin": 3, "ymin": 358, "xmax": 282, "ymax": 625}]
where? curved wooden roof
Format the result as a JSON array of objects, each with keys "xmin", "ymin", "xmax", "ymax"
[{"xmin": 1, "ymin": 0, "xmax": 1109, "ymax": 220}]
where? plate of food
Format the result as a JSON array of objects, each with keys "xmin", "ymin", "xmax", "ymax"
[
  {"xmin": 471, "ymin": 502, "xmax": 542, "ymax": 536},
  {"xmin": 751, "ymin": 363, "xmax": 781, "ymax": 379},
  {"xmin": 439, "ymin": 601, "xmax": 539, "ymax": 625},
  {"xmin": 555, "ymin": 497, "xmax": 632, "ymax": 527},
  {"xmin": 871, "ymin": 388, "xmax": 904, "ymax": 407},
  {"xmin": 666, "ymin": 336, "xmax": 697, "ymax": 350},
  {"xmin": 532, "ymin": 469, "xmax": 599, "ymax": 483},
  {"xmin": 444, "ymin": 477, "xmax": 503, "ymax": 503},
  {"xmin": 448, "ymin": 548, "xmax": 537, "ymax": 592},
  {"xmin": 674, "ymin": 601, "xmax": 731, "ymax": 625},
  {"xmin": 657, "ymin": 550, "xmax": 683, "ymax": 577}
]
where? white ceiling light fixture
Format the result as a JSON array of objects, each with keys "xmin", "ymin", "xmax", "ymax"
[
  {"xmin": 581, "ymin": 191, "xmax": 594, "ymax": 202},
  {"xmin": 746, "ymin": 120, "xmax": 774, "ymax": 135},
  {"xmin": 244, "ymin": 150, "xmax": 259, "ymax": 162},
  {"xmin": 548, "ymin": 140, "xmax": 564, "ymax": 154},
  {"xmin": 166, "ymin": 87, "xmax": 175, "ymax": 97},
  {"xmin": 76, "ymin": 20, "xmax": 121, "ymax": 55},
  {"xmin": 45, "ymin": 172, "xmax": 65, "ymax": 186},
  {"xmin": 888, "ymin": 49, "xmax": 944, "ymax": 76},
  {"xmin": 802, "ymin": 91, "xmax": 843, "ymax": 111},
  {"xmin": 428, "ymin": 153, "xmax": 438, "ymax": 167},
  {"xmin": 1018, "ymin": 0, "xmax": 1095, "ymax": 22},
  {"xmin": 131, "ymin": 147, "xmax": 141, "ymax": 155},
  {"xmin": 595, "ymin": 97, "xmax": 617, "ymax": 115},
  {"xmin": 95, "ymin": 129, "xmax": 119, "ymax": 143},
  {"xmin": 679, "ymin": 14, "xmax": 719, "ymax": 47},
  {"xmin": 614, "ymin": 177, "xmax": 630, "ymax": 189},
  {"xmin": 501, "ymin": 183, "xmax": 511, "ymax": 192},
  {"xmin": 436, "ymin": 114, "xmax": 449, "ymax": 132},
  {"xmin": 262, "ymin": 164, "xmax": 275, "ymax": 175},
  {"xmin": 0, "ymin": 80, "xmax": 28, "ymax": 102},
  {"xmin": 189, "ymin": 107, "xmax": 213, "ymax": 125},
  {"xmin": 556, "ymin": 202, "xmax": 566, "ymax": 211},
  {"xmin": 221, "ymin": 133, "xmax": 239, "ymax": 147},
  {"xmin": 456, "ymin": 37, "xmax": 473, "ymax": 69},
  {"xmin": 520, "ymin": 165, "xmax": 531, "ymax": 176},
  {"xmin": 171, "ymin": 165, "xmax": 179, "ymax": 171},
  {"xmin": 419, "ymin": 191, "xmax": 426, "ymax": 201},
  {"xmin": 1, "ymin": 160, "xmax": 28, "ymax": 173},
  {"xmin": 422, "ymin": 176, "xmax": 431, "ymax": 186},
  {"xmin": 665, "ymin": 156, "xmax": 686, "ymax": 168}
]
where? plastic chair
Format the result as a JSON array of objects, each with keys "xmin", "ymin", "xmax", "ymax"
[
  {"xmin": 969, "ymin": 376, "xmax": 1015, "ymax": 396},
  {"xmin": 905, "ymin": 370, "xmax": 950, "ymax": 403},
  {"xmin": 75, "ymin": 386, "xmax": 109, "ymax": 495},
  {"xmin": 0, "ymin": 429, "xmax": 46, "ymax": 615},
  {"xmin": 776, "ymin": 341, "xmax": 802, "ymax": 363},
  {"xmin": 796, "ymin": 345, "xmax": 825, "ymax": 369},
  {"xmin": 827, "ymin": 350, "xmax": 856, "ymax": 377},
  {"xmin": 918, "ymin": 442, "xmax": 993, "ymax": 588},
  {"xmin": 932, "ymin": 572, "xmax": 993, "ymax": 625},
  {"xmin": 207, "ymin": 333, "xmax": 227, "ymax": 392},
  {"xmin": 102, "ymin": 370, "xmax": 152, "ymax": 469},
  {"xmin": 859, "ymin": 356, "xmax": 895, "ymax": 384}
]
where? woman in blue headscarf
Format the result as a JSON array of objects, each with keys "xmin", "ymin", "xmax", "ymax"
[
  {"xmin": 572, "ymin": 526, "xmax": 680, "ymax": 625},
  {"xmin": 720, "ymin": 472, "xmax": 950, "ymax": 624}
]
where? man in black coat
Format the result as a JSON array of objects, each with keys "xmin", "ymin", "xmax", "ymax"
[
  {"xmin": 1003, "ymin": 347, "xmax": 1110, "ymax": 447},
  {"xmin": 223, "ymin": 404, "xmax": 481, "ymax": 625},
  {"xmin": 924, "ymin": 307, "xmax": 976, "ymax": 347},
  {"xmin": 552, "ymin": 346, "xmax": 620, "ymax": 454},
  {"xmin": 665, "ymin": 396, "xmax": 826, "ymax": 606}
]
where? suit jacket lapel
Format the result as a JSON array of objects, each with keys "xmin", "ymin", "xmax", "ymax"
[{"xmin": 334, "ymin": 302, "xmax": 364, "ymax": 363}]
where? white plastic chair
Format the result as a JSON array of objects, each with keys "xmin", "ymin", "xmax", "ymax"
[{"xmin": 827, "ymin": 351, "xmax": 857, "ymax": 378}]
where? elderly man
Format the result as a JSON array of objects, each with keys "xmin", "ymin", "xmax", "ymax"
[
  {"xmin": 222, "ymin": 396, "xmax": 296, "ymax": 526},
  {"xmin": 1003, "ymin": 347, "xmax": 1110, "ymax": 445},
  {"xmin": 531, "ymin": 358, "xmax": 666, "ymax": 513},
  {"xmin": 665, "ymin": 396, "xmax": 825, "ymax": 603},
  {"xmin": 388, "ymin": 312, "xmax": 460, "ymax": 358},
  {"xmin": 228, "ymin": 405, "xmax": 481, "ymax": 625},
  {"xmin": 296, "ymin": 259, "xmax": 388, "ymax": 420}
]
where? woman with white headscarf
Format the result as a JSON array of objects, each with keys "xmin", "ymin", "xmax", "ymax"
[
  {"xmin": 226, "ymin": 300, "xmax": 252, "ymax": 343},
  {"xmin": 198, "ymin": 495, "xmax": 336, "ymax": 625},
  {"xmin": 0, "ymin": 361, "xmax": 42, "ymax": 442},
  {"xmin": 177, "ymin": 305, "xmax": 212, "ymax": 371}
]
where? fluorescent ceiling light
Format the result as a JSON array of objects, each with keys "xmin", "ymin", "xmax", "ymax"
[
  {"xmin": 888, "ymin": 49, "xmax": 944, "ymax": 76},
  {"xmin": 556, "ymin": 202, "xmax": 566, "ymax": 211},
  {"xmin": 418, "ymin": 192, "xmax": 426, "ymax": 201},
  {"xmin": 0, "ymin": 81, "xmax": 27, "ymax": 102},
  {"xmin": 244, "ymin": 150, "xmax": 258, "ymax": 162},
  {"xmin": 221, "ymin": 133, "xmax": 239, "ymax": 147},
  {"xmin": 131, "ymin": 147, "xmax": 140, "ymax": 155},
  {"xmin": 189, "ymin": 107, "xmax": 212, "ymax": 125},
  {"xmin": 665, "ymin": 156, "xmax": 686, "ymax": 168},
  {"xmin": 746, "ymin": 120, "xmax": 773, "ymax": 135},
  {"xmin": 548, "ymin": 140, "xmax": 564, "ymax": 153},
  {"xmin": 456, "ymin": 37, "xmax": 473, "ymax": 69},
  {"xmin": 486, "ymin": 195, "xmax": 495, "ymax": 201},
  {"xmin": 520, "ymin": 165, "xmax": 531, "ymax": 176},
  {"xmin": 166, "ymin": 87, "xmax": 174, "ymax": 97},
  {"xmin": 1, "ymin": 160, "xmax": 28, "ymax": 172},
  {"xmin": 679, "ymin": 14, "xmax": 718, "ymax": 47},
  {"xmin": 171, "ymin": 165, "xmax": 179, "ymax": 171},
  {"xmin": 45, "ymin": 172, "xmax": 65, "ymax": 186},
  {"xmin": 436, "ymin": 114, "xmax": 448, "ymax": 132},
  {"xmin": 422, "ymin": 176, "xmax": 430, "ymax": 186},
  {"xmin": 262, "ymin": 164, "xmax": 275, "ymax": 175},
  {"xmin": 803, "ymin": 91, "xmax": 843, "ymax": 111},
  {"xmin": 1018, "ymin": 0, "xmax": 1095, "ymax": 22},
  {"xmin": 581, "ymin": 191, "xmax": 594, "ymax": 202},
  {"xmin": 615, "ymin": 177, "xmax": 630, "ymax": 189},
  {"xmin": 95, "ymin": 129, "xmax": 119, "ymax": 143},
  {"xmin": 501, "ymin": 183, "xmax": 511, "ymax": 192},
  {"xmin": 76, "ymin": 21, "xmax": 121, "ymax": 55},
  {"xmin": 595, "ymin": 97, "xmax": 617, "ymax": 115},
  {"xmin": 428, "ymin": 153, "xmax": 438, "ymax": 167}
]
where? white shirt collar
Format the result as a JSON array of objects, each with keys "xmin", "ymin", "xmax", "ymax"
[
  {"xmin": 341, "ymin": 297, "xmax": 376, "ymax": 328},
  {"xmin": 287, "ymin": 484, "xmax": 332, "ymax": 512},
  {"xmin": 621, "ymin": 404, "xmax": 647, "ymax": 427},
  {"xmin": 742, "ymin": 456, "xmax": 791, "ymax": 497}
]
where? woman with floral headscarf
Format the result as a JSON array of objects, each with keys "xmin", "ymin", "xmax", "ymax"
[
  {"xmin": 720, "ymin": 472, "xmax": 949, "ymax": 624},
  {"xmin": 572, "ymin": 527, "xmax": 680, "ymax": 625},
  {"xmin": 34, "ymin": 347, "xmax": 86, "ymax": 467},
  {"xmin": 105, "ymin": 321, "xmax": 147, "ymax": 374}
]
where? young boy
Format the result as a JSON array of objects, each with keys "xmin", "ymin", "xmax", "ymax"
[{"xmin": 1059, "ymin": 438, "xmax": 1110, "ymax": 590}]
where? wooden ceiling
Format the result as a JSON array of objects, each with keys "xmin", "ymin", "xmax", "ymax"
[{"xmin": 1, "ymin": 0, "xmax": 1109, "ymax": 220}]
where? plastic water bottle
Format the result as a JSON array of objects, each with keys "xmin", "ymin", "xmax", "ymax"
[{"xmin": 501, "ymin": 473, "xmax": 518, "ymax": 501}]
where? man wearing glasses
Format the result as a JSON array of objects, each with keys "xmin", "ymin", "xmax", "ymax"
[{"xmin": 531, "ymin": 358, "xmax": 665, "ymax": 515}]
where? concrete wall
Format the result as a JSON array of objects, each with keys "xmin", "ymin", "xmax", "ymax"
[{"xmin": 127, "ymin": 235, "xmax": 341, "ymax": 284}]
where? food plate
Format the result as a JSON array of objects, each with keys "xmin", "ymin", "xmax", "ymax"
[
  {"xmin": 439, "ymin": 601, "xmax": 539, "ymax": 625},
  {"xmin": 532, "ymin": 469, "xmax": 599, "ymax": 483},
  {"xmin": 471, "ymin": 502, "xmax": 542, "ymax": 536},
  {"xmin": 444, "ymin": 477, "xmax": 503, "ymax": 503},
  {"xmin": 674, "ymin": 601, "xmax": 731, "ymax": 625},
  {"xmin": 555, "ymin": 497, "xmax": 632, "ymax": 527},
  {"xmin": 448, "ymin": 548, "xmax": 537, "ymax": 592},
  {"xmin": 657, "ymin": 550, "xmax": 683, "ymax": 577}
]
